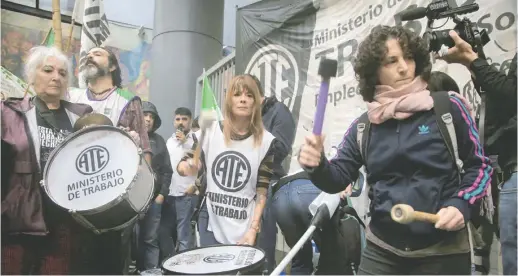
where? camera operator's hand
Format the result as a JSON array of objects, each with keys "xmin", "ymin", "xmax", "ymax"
[{"xmin": 437, "ymin": 30, "xmax": 479, "ymax": 67}]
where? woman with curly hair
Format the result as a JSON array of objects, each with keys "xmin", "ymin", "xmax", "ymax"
[{"xmin": 298, "ymin": 25, "xmax": 492, "ymax": 274}]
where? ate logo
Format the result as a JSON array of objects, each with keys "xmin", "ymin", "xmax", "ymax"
[
  {"xmin": 211, "ymin": 151, "xmax": 251, "ymax": 193},
  {"xmin": 76, "ymin": 145, "xmax": 110, "ymax": 175},
  {"xmin": 203, "ymin": 253, "xmax": 235, "ymax": 264},
  {"xmin": 245, "ymin": 44, "xmax": 299, "ymax": 113}
]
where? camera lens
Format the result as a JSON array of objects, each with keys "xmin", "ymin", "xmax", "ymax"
[{"xmin": 429, "ymin": 29, "xmax": 454, "ymax": 52}]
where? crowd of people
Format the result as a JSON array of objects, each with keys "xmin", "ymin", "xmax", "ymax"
[{"xmin": 1, "ymin": 24, "xmax": 516, "ymax": 275}]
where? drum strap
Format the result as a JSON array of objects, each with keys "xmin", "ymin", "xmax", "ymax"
[
  {"xmin": 32, "ymin": 97, "xmax": 65, "ymax": 139},
  {"xmin": 191, "ymin": 133, "xmax": 198, "ymax": 150},
  {"xmin": 191, "ymin": 196, "xmax": 206, "ymax": 228}
]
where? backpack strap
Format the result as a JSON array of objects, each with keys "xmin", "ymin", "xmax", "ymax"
[
  {"xmin": 342, "ymin": 203, "xmax": 366, "ymax": 229},
  {"xmin": 356, "ymin": 113, "xmax": 371, "ymax": 164},
  {"xmin": 430, "ymin": 92, "xmax": 464, "ymax": 174}
]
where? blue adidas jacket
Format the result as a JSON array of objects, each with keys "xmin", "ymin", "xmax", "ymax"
[{"xmin": 308, "ymin": 94, "xmax": 493, "ymax": 250}]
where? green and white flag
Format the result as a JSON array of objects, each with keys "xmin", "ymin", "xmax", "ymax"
[
  {"xmin": 201, "ymin": 73, "xmax": 223, "ymax": 121},
  {"xmin": 43, "ymin": 28, "xmax": 55, "ymax": 47}
]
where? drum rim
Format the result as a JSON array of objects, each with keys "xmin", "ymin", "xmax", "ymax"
[
  {"xmin": 42, "ymin": 125, "xmax": 138, "ymax": 212},
  {"xmin": 161, "ymin": 244, "xmax": 266, "ymax": 275}
]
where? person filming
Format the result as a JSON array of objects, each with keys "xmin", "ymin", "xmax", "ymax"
[{"xmin": 438, "ymin": 30, "xmax": 517, "ymax": 275}]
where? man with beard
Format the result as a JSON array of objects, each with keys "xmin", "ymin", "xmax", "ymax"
[
  {"xmin": 136, "ymin": 101, "xmax": 173, "ymax": 272},
  {"xmin": 70, "ymin": 47, "xmax": 152, "ymax": 164},
  {"xmin": 69, "ymin": 47, "xmax": 152, "ymax": 275},
  {"xmin": 160, "ymin": 107, "xmax": 198, "ymax": 259},
  {"xmin": 248, "ymin": 74, "xmax": 296, "ymax": 273}
]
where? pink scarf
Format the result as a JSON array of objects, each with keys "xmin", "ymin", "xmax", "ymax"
[{"xmin": 367, "ymin": 77, "xmax": 475, "ymax": 124}]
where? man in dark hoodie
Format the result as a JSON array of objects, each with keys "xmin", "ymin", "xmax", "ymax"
[
  {"xmin": 248, "ymin": 74, "xmax": 296, "ymax": 273},
  {"xmin": 137, "ymin": 101, "xmax": 173, "ymax": 272}
]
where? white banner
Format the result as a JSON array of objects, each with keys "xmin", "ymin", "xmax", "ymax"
[
  {"xmin": 1, "ymin": 66, "xmax": 33, "ymax": 99},
  {"xmin": 78, "ymin": 0, "xmax": 111, "ymax": 88}
]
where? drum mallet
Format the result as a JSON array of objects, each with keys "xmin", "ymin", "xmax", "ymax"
[
  {"xmin": 391, "ymin": 204, "xmax": 440, "ymax": 224},
  {"xmin": 271, "ymin": 59, "xmax": 337, "ymax": 276},
  {"xmin": 311, "ymin": 58, "xmax": 338, "ymax": 136},
  {"xmin": 299, "ymin": 58, "xmax": 337, "ymax": 172},
  {"xmin": 191, "ymin": 110, "xmax": 216, "ymax": 167}
]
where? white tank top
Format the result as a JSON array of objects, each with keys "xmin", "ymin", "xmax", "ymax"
[
  {"xmin": 203, "ymin": 121, "xmax": 274, "ymax": 244},
  {"xmin": 68, "ymin": 87, "xmax": 136, "ymax": 125}
]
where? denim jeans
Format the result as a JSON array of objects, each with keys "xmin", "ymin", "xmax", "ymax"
[
  {"xmin": 159, "ymin": 195, "xmax": 197, "ymax": 259},
  {"xmin": 137, "ymin": 201, "xmax": 162, "ymax": 271},
  {"xmin": 257, "ymin": 184, "xmax": 277, "ymax": 273},
  {"xmin": 272, "ymin": 179, "xmax": 321, "ymax": 275},
  {"xmin": 499, "ymin": 172, "xmax": 517, "ymax": 275},
  {"xmin": 197, "ymin": 202, "xmax": 221, "ymax": 246}
]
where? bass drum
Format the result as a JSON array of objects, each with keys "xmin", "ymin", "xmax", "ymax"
[
  {"xmin": 41, "ymin": 125, "xmax": 155, "ymax": 234},
  {"xmin": 162, "ymin": 245, "xmax": 266, "ymax": 275}
]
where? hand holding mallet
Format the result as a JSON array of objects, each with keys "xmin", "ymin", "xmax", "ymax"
[{"xmin": 391, "ymin": 204, "xmax": 440, "ymax": 224}]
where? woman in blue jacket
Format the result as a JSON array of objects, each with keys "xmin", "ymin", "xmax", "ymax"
[{"xmin": 298, "ymin": 25, "xmax": 493, "ymax": 275}]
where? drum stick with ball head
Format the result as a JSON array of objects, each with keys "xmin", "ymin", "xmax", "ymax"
[
  {"xmin": 312, "ymin": 58, "xmax": 338, "ymax": 136},
  {"xmin": 192, "ymin": 111, "xmax": 216, "ymax": 166},
  {"xmin": 391, "ymin": 204, "xmax": 440, "ymax": 224}
]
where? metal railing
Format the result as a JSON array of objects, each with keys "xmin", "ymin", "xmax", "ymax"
[{"xmin": 194, "ymin": 52, "xmax": 236, "ymax": 117}]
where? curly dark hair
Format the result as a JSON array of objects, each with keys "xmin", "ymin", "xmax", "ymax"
[{"xmin": 353, "ymin": 25, "xmax": 431, "ymax": 102}]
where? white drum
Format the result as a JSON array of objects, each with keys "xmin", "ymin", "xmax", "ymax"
[
  {"xmin": 162, "ymin": 245, "xmax": 265, "ymax": 275},
  {"xmin": 41, "ymin": 125, "xmax": 155, "ymax": 234}
]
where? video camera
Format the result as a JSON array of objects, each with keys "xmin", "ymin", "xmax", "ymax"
[{"xmin": 400, "ymin": 0, "xmax": 489, "ymax": 56}]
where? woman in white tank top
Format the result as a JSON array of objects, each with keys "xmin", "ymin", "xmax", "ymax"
[{"xmin": 178, "ymin": 75, "xmax": 276, "ymax": 246}]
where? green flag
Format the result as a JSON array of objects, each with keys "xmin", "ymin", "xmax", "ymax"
[
  {"xmin": 43, "ymin": 28, "xmax": 55, "ymax": 47},
  {"xmin": 201, "ymin": 74, "xmax": 223, "ymax": 120}
]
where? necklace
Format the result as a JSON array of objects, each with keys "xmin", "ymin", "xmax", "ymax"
[{"xmin": 90, "ymin": 87, "xmax": 115, "ymax": 95}]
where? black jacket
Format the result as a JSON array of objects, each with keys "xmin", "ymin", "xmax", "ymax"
[
  {"xmin": 262, "ymin": 96, "xmax": 296, "ymax": 180},
  {"xmin": 307, "ymin": 94, "xmax": 492, "ymax": 251},
  {"xmin": 471, "ymin": 54, "xmax": 517, "ymax": 169},
  {"xmin": 142, "ymin": 101, "xmax": 173, "ymax": 197}
]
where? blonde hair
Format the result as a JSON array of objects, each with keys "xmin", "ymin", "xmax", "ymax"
[{"xmin": 223, "ymin": 75, "xmax": 264, "ymax": 147}]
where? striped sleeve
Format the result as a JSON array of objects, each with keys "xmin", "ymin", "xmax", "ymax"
[
  {"xmin": 307, "ymin": 117, "xmax": 363, "ymax": 194},
  {"xmin": 257, "ymin": 141, "xmax": 275, "ymax": 189},
  {"xmin": 118, "ymin": 98, "xmax": 152, "ymax": 154},
  {"xmin": 445, "ymin": 94, "xmax": 493, "ymax": 218}
]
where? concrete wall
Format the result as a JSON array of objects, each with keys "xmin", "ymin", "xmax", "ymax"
[{"xmin": 149, "ymin": 0, "xmax": 224, "ymax": 137}]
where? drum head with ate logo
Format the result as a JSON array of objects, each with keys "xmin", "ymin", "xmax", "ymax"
[
  {"xmin": 43, "ymin": 126, "xmax": 139, "ymax": 212},
  {"xmin": 162, "ymin": 245, "xmax": 265, "ymax": 275}
]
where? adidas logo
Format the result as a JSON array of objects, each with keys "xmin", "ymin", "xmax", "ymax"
[{"xmin": 418, "ymin": 125, "xmax": 430, "ymax": 135}]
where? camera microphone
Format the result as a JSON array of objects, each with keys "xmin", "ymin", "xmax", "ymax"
[
  {"xmin": 399, "ymin": 0, "xmax": 449, "ymax": 21},
  {"xmin": 399, "ymin": 7, "xmax": 427, "ymax": 21}
]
